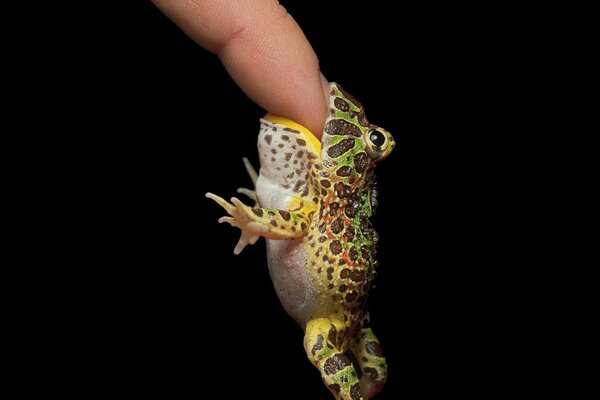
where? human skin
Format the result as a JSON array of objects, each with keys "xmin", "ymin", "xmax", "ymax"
[{"xmin": 151, "ymin": 0, "xmax": 329, "ymax": 139}]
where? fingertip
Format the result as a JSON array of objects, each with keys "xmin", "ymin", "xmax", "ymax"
[
  {"xmin": 320, "ymin": 73, "xmax": 331, "ymax": 100},
  {"xmin": 313, "ymin": 73, "xmax": 331, "ymax": 139},
  {"xmin": 289, "ymin": 73, "xmax": 329, "ymax": 140}
]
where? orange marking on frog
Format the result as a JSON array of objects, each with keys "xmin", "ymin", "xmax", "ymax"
[{"xmin": 341, "ymin": 251, "xmax": 351, "ymax": 265}]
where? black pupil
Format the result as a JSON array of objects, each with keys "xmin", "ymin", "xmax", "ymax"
[{"xmin": 369, "ymin": 130, "xmax": 385, "ymax": 147}]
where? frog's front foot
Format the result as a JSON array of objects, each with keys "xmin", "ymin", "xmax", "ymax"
[{"xmin": 205, "ymin": 193, "xmax": 267, "ymax": 254}]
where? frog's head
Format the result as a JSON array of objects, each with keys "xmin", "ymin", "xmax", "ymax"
[{"xmin": 321, "ymin": 83, "xmax": 395, "ymax": 181}]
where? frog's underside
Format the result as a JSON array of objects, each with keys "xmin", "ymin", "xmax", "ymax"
[
  {"xmin": 257, "ymin": 116, "xmax": 377, "ymax": 330},
  {"xmin": 207, "ymin": 83, "xmax": 394, "ymax": 400}
]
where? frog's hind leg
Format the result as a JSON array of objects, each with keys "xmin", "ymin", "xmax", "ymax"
[
  {"xmin": 304, "ymin": 318, "xmax": 363, "ymax": 400},
  {"xmin": 236, "ymin": 157, "xmax": 259, "ymax": 206},
  {"xmin": 348, "ymin": 325, "xmax": 387, "ymax": 399}
]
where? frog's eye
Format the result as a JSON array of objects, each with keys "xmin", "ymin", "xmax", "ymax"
[
  {"xmin": 369, "ymin": 130, "xmax": 386, "ymax": 147},
  {"xmin": 364, "ymin": 128, "xmax": 393, "ymax": 161}
]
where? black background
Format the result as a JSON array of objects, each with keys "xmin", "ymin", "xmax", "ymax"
[{"xmin": 64, "ymin": 2, "xmax": 593, "ymax": 399}]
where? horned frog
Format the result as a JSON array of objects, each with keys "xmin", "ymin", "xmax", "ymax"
[{"xmin": 206, "ymin": 83, "xmax": 395, "ymax": 400}]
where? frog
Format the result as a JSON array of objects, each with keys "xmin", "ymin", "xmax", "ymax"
[{"xmin": 206, "ymin": 83, "xmax": 395, "ymax": 400}]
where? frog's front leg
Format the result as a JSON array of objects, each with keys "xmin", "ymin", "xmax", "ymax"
[
  {"xmin": 304, "ymin": 318, "xmax": 363, "ymax": 400},
  {"xmin": 205, "ymin": 193, "xmax": 308, "ymax": 254}
]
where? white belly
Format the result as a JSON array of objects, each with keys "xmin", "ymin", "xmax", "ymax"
[
  {"xmin": 256, "ymin": 171, "xmax": 318, "ymax": 326},
  {"xmin": 255, "ymin": 118, "xmax": 323, "ymax": 327},
  {"xmin": 265, "ymin": 238, "xmax": 316, "ymax": 326}
]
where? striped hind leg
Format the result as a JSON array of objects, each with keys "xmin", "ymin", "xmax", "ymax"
[
  {"xmin": 348, "ymin": 326, "xmax": 387, "ymax": 399},
  {"xmin": 304, "ymin": 318, "xmax": 363, "ymax": 400}
]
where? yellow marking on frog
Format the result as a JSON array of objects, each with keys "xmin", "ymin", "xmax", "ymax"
[
  {"xmin": 288, "ymin": 195, "xmax": 317, "ymax": 217},
  {"xmin": 264, "ymin": 113, "xmax": 322, "ymax": 155}
]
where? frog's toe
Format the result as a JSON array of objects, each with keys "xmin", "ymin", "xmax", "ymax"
[
  {"xmin": 233, "ymin": 234, "xmax": 260, "ymax": 254},
  {"xmin": 205, "ymin": 192, "xmax": 235, "ymax": 213},
  {"xmin": 230, "ymin": 196, "xmax": 246, "ymax": 209},
  {"xmin": 236, "ymin": 187, "xmax": 258, "ymax": 204},
  {"xmin": 233, "ymin": 239, "xmax": 248, "ymax": 255},
  {"xmin": 232, "ymin": 221, "xmax": 267, "ymax": 254},
  {"xmin": 233, "ymin": 232, "xmax": 257, "ymax": 254},
  {"xmin": 242, "ymin": 157, "xmax": 258, "ymax": 185},
  {"xmin": 218, "ymin": 216, "xmax": 236, "ymax": 226}
]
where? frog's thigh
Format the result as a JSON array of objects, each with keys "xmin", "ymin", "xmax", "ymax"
[
  {"xmin": 349, "ymin": 327, "xmax": 387, "ymax": 399},
  {"xmin": 304, "ymin": 318, "xmax": 362, "ymax": 400}
]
